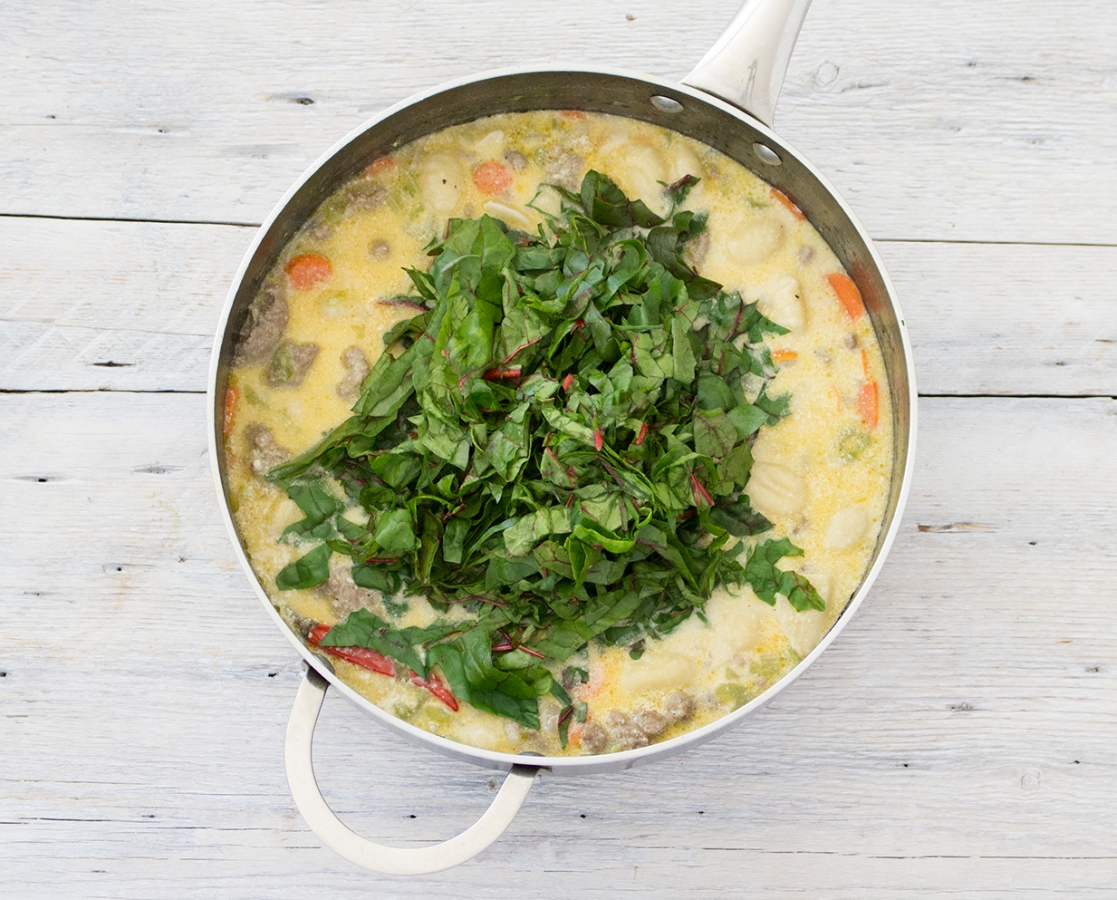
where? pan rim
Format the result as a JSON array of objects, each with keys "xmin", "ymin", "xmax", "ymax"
[{"xmin": 207, "ymin": 63, "xmax": 918, "ymax": 774}]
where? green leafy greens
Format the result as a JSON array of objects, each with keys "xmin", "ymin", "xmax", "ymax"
[{"xmin": 270, "ymin": 171, "xmax": 823, "ymax": 730}]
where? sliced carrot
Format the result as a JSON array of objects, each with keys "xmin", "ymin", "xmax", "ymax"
[
  {"xmin": 860, "ymin": 347, "xmax": 871, "ymax": 377},
  {"xmin": 366, "ymin": 155, "xmax": 394, "ymax": 175},
  {"xmin": 561, "ymin": 110, "xmax": 587, "ymax": 121},
  {"xmin": 568, "ymin": 722, "xmax": 584, "ymax": 745},
  {"xmin": 858, "ymin": 380, "xmax": 879, "ymax": 430},
  {"xmin": 578, "ymin": 664, "xmax": 605, "ymax": 699},
  {"xmin": 223, "ymin": 385, "xmax": 239, "ymax": 437},
  {"xmin": 770, "ymin": 187, "xmax": 806, "ymax": 220},
  {"xmin": 473, "ymin": 160, "xmax": 512, "ymax": 195},
  {"xmin": 827, "ymin": 272, "xmax": 864, "ymax": 321},
  {"xmin": 771, "ymin": 348, "xmax": 798, "ymax": 362},
  {"xmin": 286, "ymin": 253, "xmax": 332, "ymax": 291}
]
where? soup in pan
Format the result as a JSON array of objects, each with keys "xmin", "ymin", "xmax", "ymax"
[{"xmin": 223, "ymin": 111, "xmax": 892, "ymax": 756}]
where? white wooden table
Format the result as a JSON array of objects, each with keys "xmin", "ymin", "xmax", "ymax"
[{"xmin": 3, "ymin": 1, "xmax": 1116, "ymax": 896}]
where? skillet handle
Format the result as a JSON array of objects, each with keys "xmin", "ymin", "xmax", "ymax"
[
  {"xmin": 683, "ymin": 0, "xmax": 813, "ymax": 126},
  {"xmin": 285, "ymin": 665, "xmax": 539, "ymax": 874}
]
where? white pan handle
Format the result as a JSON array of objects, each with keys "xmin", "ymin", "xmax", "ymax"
[
  {"xmin": 285, "ymin": 665, "xmax": 540, "ymax": 874},
  {"xmin": 683, "ymin": 0, "xmax": 814, "ymax": 126}
]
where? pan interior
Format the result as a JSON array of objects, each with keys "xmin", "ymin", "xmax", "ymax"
[{"xmin": 212, "ymin": 68, "xmax": 913, "ymax": 772}]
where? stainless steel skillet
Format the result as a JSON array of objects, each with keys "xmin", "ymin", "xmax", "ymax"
[{"xmin": 208, "ymin": 0, "xmax": 917, "ymax": 874}]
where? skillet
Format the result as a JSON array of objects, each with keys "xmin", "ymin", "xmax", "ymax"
[{"xmin": 208, "ymin": 0, "xmax": 917, "ymax": 874}]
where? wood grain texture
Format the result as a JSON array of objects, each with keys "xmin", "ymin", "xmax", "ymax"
[
  {"xmin": 0, "ymin": 218, "xmax": 251, "ymax": 392},
  {"xmin": 2, "ymin": 393, "xmax": 1115, "ymax": 896},
  {"xmin": 4, "ymin": 217, "xmax": 1117, "ymax": 396},
  {"xmin": 3, "ymin": 0, "xmax": 1115, "ymax": 894},
  {"xmin": 2, "ymin": 0, "xmax": 1117, "ymax": 244}
]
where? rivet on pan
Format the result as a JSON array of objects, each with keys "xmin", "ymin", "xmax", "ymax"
[
  {"xmin": 753, "ymin": 143, "xmax": 782, "ymax": 166},
  {"xmin": 650, "ymin": 95, "xmax": 684, "ymax": 114}
]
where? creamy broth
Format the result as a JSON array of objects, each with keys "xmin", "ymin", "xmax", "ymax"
[{"xmin": 224, "ymin": 111, "xmax": 892, "ymax": 756}]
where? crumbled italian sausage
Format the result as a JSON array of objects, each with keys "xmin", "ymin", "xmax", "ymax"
[
  {"xmin": 604, "ymin": 710, "xmax": 629, "ymax": 729},
  {"xmin": 504, "ymin": 149, "xmax": 528, "ymax": 172},
  {"xmin": 544, "ymin": 152, "xmax": 585, "ymax": 191},
  {"xmin": 336, "ymin": 346, "xmax": 370, "ymax": 402},
  {"xmin": 266, "ymin": 340, "xmax": 319, "ymax": 388},
  {"xmin": 663, "ymin": 691, "xmax": 695, "ymax": 723},
  {"xmin": 369, "ymin": 239, "xmax": 391, "ymax": 261},
  {"xmin": 306, "ymin": 219, "xmax": 333, "ymax": 242},
  {"xmin": 234, "ymin": 283, "xmax": 289, "ymax": 365},
  {"xmin": 345, "ymin": 182, "xmax": 387, "ymax": 214},
  {"xmin": 580, "ymin": 721, "xmax": 608, "ymax": 755},
  {"xmin": 325, "ymin": 564, "xmax": 381, "ymax": 618},
  {"xmin": 611, "ymin": 721, "xmax": 650, "ymax": 750},
  {"xmin": 685, "ymin": 229, "xmax": 710, "ymax": 268},
  {"xmin": 245, "ymin": 424, "xmax": 289, "ymax": 477},
  {"xmin": 633, "ymin": 709, "xmax": 669, "ymax": 737}
]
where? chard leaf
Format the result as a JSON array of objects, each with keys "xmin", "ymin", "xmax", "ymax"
[
  {"xmin": 727, "ymin": 403, "xmax": 769, "ymax": 439},
  {"xmin": 504, "ymin": 506, "xmax": 574, "ymax": 556},
  {"xmin": 709, "ymin": 498, "xmax": 770, "ymax": 537},
  {"xmin": 275, "ymin": 543, "xmax": 331, "ymax": 591},
  {"xmin": 374, "ymin": 508, "xmax": 416, "ymax": 552},
  {"xmin": 321, "ymin": 609, "xmax": 457, "ymax": 679},
  {"xmin": 265, "ymin": 167, "xmax": 828, "ymax": 731},
  {"xmin": 580, "ymin": 171, "xmax": 665, "ymax": 229},
  {"xmin": 744, "ymin": 537, "xmax": 824, "ymax": 611},
  {"xmin": 693, "ymin": 409, "xmax": 738, "ymax": 460}
]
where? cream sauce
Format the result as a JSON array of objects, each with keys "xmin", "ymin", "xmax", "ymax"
[{"xmin": 224, "ymin": 110, "xmax": 893, "ymax": 756}]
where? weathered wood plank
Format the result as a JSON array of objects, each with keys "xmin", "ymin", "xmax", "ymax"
[
  {"xmin": 879, "ymin": 240, "xmax": 1117, "ymax": 396},
  {"xmin": 2, "ymin": 0, "xmax": 1116, "ymax": 244},
  {"xmin": 2, "ymin": 392, "xmax": 1115, "ymax": 896},
  {"xmin": 4, "ymin": 217, "xmax": 1116, "ymax": 395},
  {"xmin": 0, "ymin": 218, "xmax": 250, "ymax": 391}
]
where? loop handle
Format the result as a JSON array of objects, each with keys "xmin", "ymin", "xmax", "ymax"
[
  {"xmin": 683, "ymin": 0, "xmax": 814, "ymax": 125},
  {"xmin": 285, "ymin": 666, "xmax": 539, "ymax": 874}
]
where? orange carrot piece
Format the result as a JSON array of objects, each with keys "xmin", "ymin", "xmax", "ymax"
[
  {"xmin": 223, "ymin": 385, "xmax": 239, "ymax": 437},
  {"xmin": 561, "ymin": 110, "xmax": 587, "ymax": 121},
  {"xmin": 366, "ymin": 155, "xmax": 394, "ymax": 175},
  {"xmin": 770, "ymin": 187, "xmax": 806, "ymax": 220},
  {"xmin": 771, "ymin": 348, "xmax": 798, "ymax": 362},
  {"xmin": 286, "ymin": 253, "xmax": 332, "ymax": 291},
  {"xmin": 858, "ymin": 380, "xmax": 879, "ymax": 430},
  {"xmin": 568, "ymin": 722, "xmax": 584, "ymax": 745},
  {"xmin": 578, "ymin": 664, "xmax": 605, "ymax": 698},
  {"xmin": 473, "ymin": 160, "xmax": 512, "ymax": 195},
  {"xmin": 827, "ymin": 272, "xmax": 865, "ymax": 320},
  {"xmin": 860, "ymin": 347, "xmax": 871, "ymax": 377}
]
